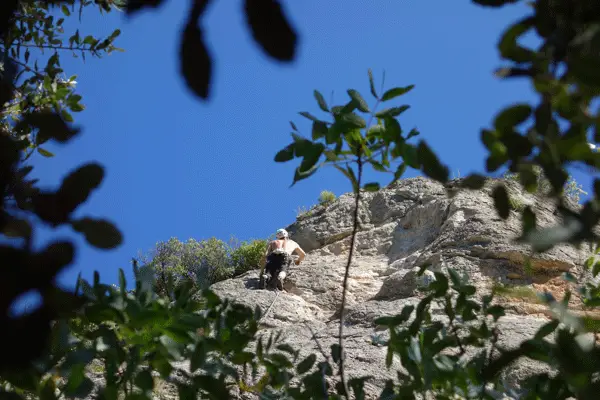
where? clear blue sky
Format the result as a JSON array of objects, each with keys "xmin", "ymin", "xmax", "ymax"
[{"xmin": 23, "ymin": 1, "xmax": 590, "ymax": 293}]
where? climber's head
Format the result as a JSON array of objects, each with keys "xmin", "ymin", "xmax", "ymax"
[{"xmin": 275, "ymin": 229, "xmax": 288, "ymax": 239}]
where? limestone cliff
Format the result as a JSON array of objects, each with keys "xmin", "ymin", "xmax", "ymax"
[
  {"xmin": 129, "ymin": 176, "xmax": 594, "ymax": 400},
  {"xmin": 204, "ymin": 176, "xmax": 594, "ymax": 398}
]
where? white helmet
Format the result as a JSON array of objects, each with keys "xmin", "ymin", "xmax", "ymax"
[{"xmin": 275, "ymin": 229, "xmax": 288, "ymax": 239}]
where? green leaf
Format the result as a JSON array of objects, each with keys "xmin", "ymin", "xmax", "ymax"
[
  {"xmin": 312, "ymin": 121, "xmax": 328, "ymax": 140},
  {"xmin": 459, "ymin": 174, "xmax": 487, "ymax": 189},
  {"xmin": 334, "ymin": 165, "xmax": 359, "ymax": 192},
  {"xmin": 486, "ymin": 305, "xmax": 505, "ymax": 321},
  {"xmin": 244, "ymin": 0, "xmax": 298, "ymax": 62},
  {"xmin": 299, "ymin": 111, "xmax": 319, "ymax": 122},
  {"xmin": 473, "ymin": 0, "xmax": 520, "ymax": 6},
  {"xmin": 22, "ymin": 112, "xmax": 80, "ymax": 144},
  {"xmin": 493, "ymin": 104, "xmax": 532, "ymax": 132},
  {"xmin": 593, "ymin": 262, "xmax": 600, "ymax": 278},
  {"xmin": 135, "ymin": 370, "xmax": 154, "ymax": 391},
  {"xmin": 570, "ymin": 54, "xmax": 600, "ymax": 90},
  {"xmin": 180, "ymin": 20, "xmax": 212, "ymax": 99},
  {"xmin": 64, "ymin": 374, "xmax": 93, "ymax": 398},
  {"xmin": 331, "ymin": 344, "xmax": 342, "ymax": 364},
  {"xmin": 37, "ymin": 147, "xmax": 55, "ymax": 157},
  {"xmin": 292, "ymin": 163, "xmax": 320, "ymax": 186},
  {"xmin": 534, "ymin": 321, "xmax": 559, "ymax": 340},
  {"xmin": 417, "ymin": 141, "xmax": 449, "ymax": 183},
  {"xmin": 326, "ymin": 121, "xmax": 344, "ymax": 144},
  {"xmin": 178, "ymin": 383, "xmax": 197, "ymax": 400},
  {"xmin": 71, "ymin": 218, "xmax": 123, "ymax": 249},
  {"xmin": 374, "ymin": 305, "xmax": 414, "ymax": 327},
  {"xmin": 498, "ymin": 17, "xmax": 535, "ymax": 63},
  {"xmin": 363, "ymin": 182, "xmax": 380, "ymax": 192},
  {"xmin": 406, "ymin": 128, "xmax": 419, "ymax": 140},
  {"xmin": 69, "ymin": 102, "xmax": 85, "ymax": 112},
  {"xmin": 193, "ymin": 375, "xmax": 229, "ymax": 399},
  {"xmin": 314, "ymin": 90, "xmax": 329, "ymax": 112},
  {"xmin": 375, "ymin": 106, "xmax": 410, "ymax": 118},
  {"xmin": 298, "ymin": 143, "xmax": 325, "ymax": 173},
  {"xmin": 190, "ymin": 342, "xmax": 207, "ymax": 372},
  {"xmin": 297, "ymin": 353, "xmax": 316, "ymax": 374},
  {"xmin": 401, "ymin": 143, "xmax": 419, "ymax": 168},
  {"xmin": 2, "ymin": 218, "xmax": 32, "ymax": 239},
  {"xmin": 390, "ymin": 162, "xmax": 407, "ymax": 185},
  {"xmin": 347, "ymin": 89, "xmax": 370, "ymax": 112},
  {"xmin": 370, "ymin": 161, "xmax": 386, "ymax": 172},
  {"xmin": 383, "ymin": 116, "xmax": 402, "ymax": 143},
  {"xmin": 492, "ymin": 184, "xmax": 510, "ymax": 219},
  {"xmin": 119, "ymin": 269, "xmax": 127, "ymax": 293},
  {"xmin": 342, "ymin": 113, "xmax": 367, "ymax": 128},
  {"xmin": 381, "ymin": 85, "xmax": 414, "ymax": 101},
  {"xmin": 274, "ymin": 144, "xmax": 295, "ymax": 162},
  {"xmin": 522, "ymin": 206, "xmax": 537, "ymax": 235},
  {"xmin": 40, "ymin": 376, "xmax": 58, "ymax": 400},
  {"xmin": 61, "ymin": 110, "xmax": 74, "ymax": 123},
  {"xmin": 159, "ymin": 335, "xmax": 182, "ymax": 360},
  {"xmin": 58, "ymin": 163, "xmax": 104, "ymax": 214},
  {"xmin": 368, "ymin": 68, "xmax": 378, "ymax": 99}
]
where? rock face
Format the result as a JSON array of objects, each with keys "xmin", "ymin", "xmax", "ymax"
[{"xmin": 206, "ymin": 177, "xmax": 593, "ymax": 398}]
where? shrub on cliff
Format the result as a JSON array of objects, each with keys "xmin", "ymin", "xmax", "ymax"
[
  {"xmin": 137, "ymin": 236, "xmax": 268, "ymax": 298},
  {"xmin": 229, "ymin": 237, "xmax": 268, "ymax": 276}
]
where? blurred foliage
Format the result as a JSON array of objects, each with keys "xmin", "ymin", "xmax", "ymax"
[
  {"xmin": 0, "ymin": 0, "xmax": 124, "ymax": 375},
  {"xmin": 3, "ymin": 0, "xmax": 600, "ymax": 399},
  {"xmin": 504, "ymin": 165, "xmax": 588, "ymax": 203},
  {"xmin": 123, "ymin": 0, "xmax": 298, "ymax": 99},
  {"xmin": 1, "ymin": 0, "xmax": 124, "ymax": 159},
  {"xmin": 276, "ymin": 68, "xmax": 424, "ymax": 396}
]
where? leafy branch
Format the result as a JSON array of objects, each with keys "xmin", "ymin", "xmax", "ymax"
[{"xmin": 275, "ymin": 68, "xmax": 449, "ymax": 397}]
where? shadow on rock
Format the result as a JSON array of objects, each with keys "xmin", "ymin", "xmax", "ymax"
[{"xmin": 244, "ymin": 277, "xmax": 260, "ymax": 290}]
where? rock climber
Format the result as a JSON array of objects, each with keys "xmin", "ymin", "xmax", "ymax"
[{"xmin": 259, "ymin": 228, "xmax": 306, "ymax": 290}]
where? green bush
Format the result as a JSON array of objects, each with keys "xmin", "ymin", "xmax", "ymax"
[
  {"xmin": 138, "ymin": 237, "xmax": 234, "ymax": 297},
  {"xmin": 318, "ymin": 190, "xmax": 336, "ymax": 205},
  {"xmin": 138, "ymin": 236, "xmax": 268, "ymax": 297},
  {"xmin": 229, "ymin": 237, "xmax": 268, "ymax": 275}
]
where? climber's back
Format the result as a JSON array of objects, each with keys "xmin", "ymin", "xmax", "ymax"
[{"xmin": 260, "ymin": 229, "xmax": 306, "ymax": 290}]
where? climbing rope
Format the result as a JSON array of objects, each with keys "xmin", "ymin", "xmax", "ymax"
[{"xmin": 260, "ymin": 288, "xmax": 280, "ymax": 322}]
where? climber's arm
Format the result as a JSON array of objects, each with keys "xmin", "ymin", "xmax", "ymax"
[
  {"xmin": 260, "ymin": 241, "xmax": 272, "ymax": 266},
  {"xmin": 293, "ymin": 246, "xmax": 306, "ymax": 265}
]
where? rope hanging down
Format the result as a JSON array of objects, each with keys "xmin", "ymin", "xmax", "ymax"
[{"xmin": 260, "ymin": 289, "xmax": 280, "ymax": 322}]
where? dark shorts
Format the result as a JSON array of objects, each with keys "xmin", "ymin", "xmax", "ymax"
[{"xmin": 265, "ymin": 251, "xmax": 291, "ymax": 277}]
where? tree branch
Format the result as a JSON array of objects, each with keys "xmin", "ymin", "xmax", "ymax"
[
  {"xmin": 9, "ymin": 41, "xmax": 99, "ymax": 53},
  {"xmin": 336, "ymin": 96, "xmax": 381, "ymax": 399},
  {"xmin": 337, "ymin": 156, "xmax": 363, "ymax": 399}
]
